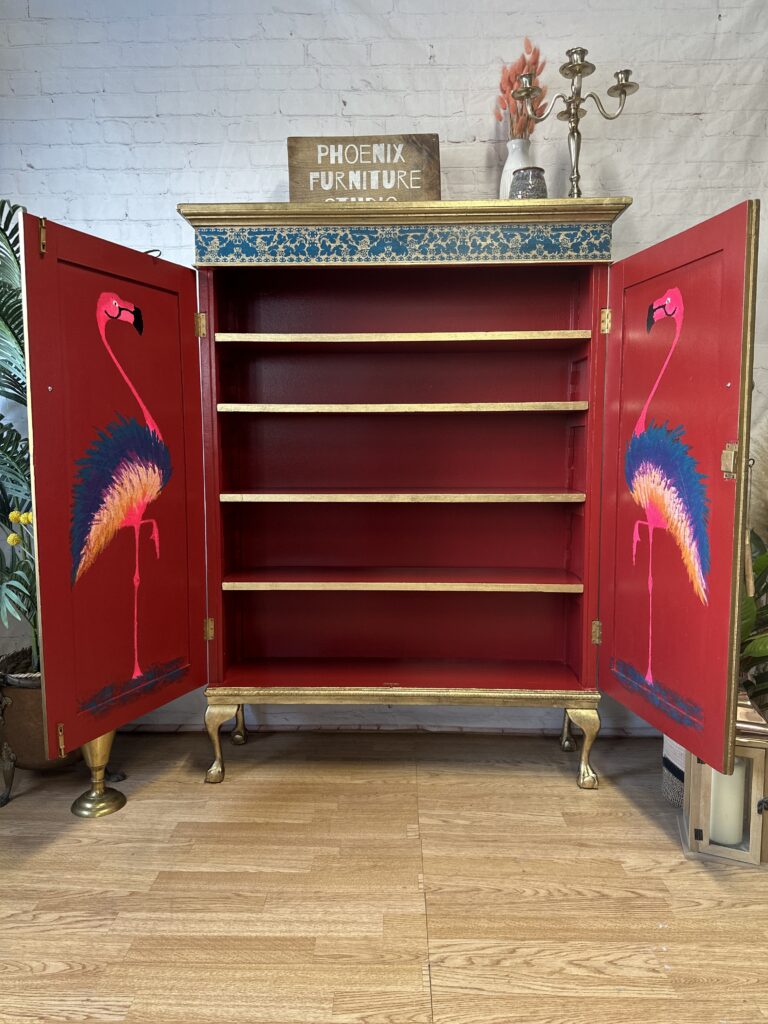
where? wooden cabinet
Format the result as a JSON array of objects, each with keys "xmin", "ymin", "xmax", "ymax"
[{"xmin": 20, "ymin": 198, "xmax": 758, "ymax": 799}]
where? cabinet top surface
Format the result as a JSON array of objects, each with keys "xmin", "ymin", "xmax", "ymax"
[{"xmin": 177, "ymin": 197, "xmax": 632, "ymax": 228}]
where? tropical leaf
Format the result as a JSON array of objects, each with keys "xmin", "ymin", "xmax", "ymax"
[
  {"xmin": 742, "ymin": 631, "xmax": 768, "ymax": 659},
  {"xmin": 0, "ymin": 280, "xmax": 24, "ymax": 341},
  {"xmin": 741, "ymin": 593, "xmax": 757, "ymax": 640},
  {"xmin": 0, "ymin": 546, "xmax": 36, "ymax": 630},
  {"xmin": 0, "ymin": 315, "xmax": 26, "ymax": 405},
  {"xmin": 0, "ymin": 199, "xmax": 22, "ymax": 291},
  {"xmin": 0, "ymin": 415, "xmax": 30, "ymax": 503}
]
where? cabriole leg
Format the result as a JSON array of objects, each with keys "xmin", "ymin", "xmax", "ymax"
[
  {"xmin": 71, "ymin": 730, "xmax": 127, "ymax": 818},
  {"xmin": 231, "ymin": 704, "xmax": 247, "ymax": 746},
  {"xmin": 0, "ymin": 742, "xmax": 17, "ymax": 807},
  {"xmin": 204, "ymin": 703, "xmax": 238, "ymax": 783},
  {"xmin": 565, "ymin": 708, "xmax": 601, "ymax": 790},
  {"xmin": 559, "ymin": 710, "xmax": 576, "ymax": 752}
]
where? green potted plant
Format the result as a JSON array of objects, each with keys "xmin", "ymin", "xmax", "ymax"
[
  {"xmin": 739, "ymin": 530, "xmax": 768, "ymax": 723},
  {"xmin": 0, "ymin": 199, "xmax": 80, "ymax": 805}
]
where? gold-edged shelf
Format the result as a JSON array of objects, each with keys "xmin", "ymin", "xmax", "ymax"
[
  {"xmin": 217, "ymin": 401, "xmax": 589, "ymax": 414},
  {"xmin": 221, "ymin": 567, "xmax": 583, "ymax": 594},
  {"xmin": 179, "ymin": 197, "xmax": 632, "ymax": 228},
  {"xmin": 219, "ymin": 491, "xmax": 587, "ymax": 504},
  {"xmin": 215, "ymin": 330, "xmax": 592, "ymax": 344}
]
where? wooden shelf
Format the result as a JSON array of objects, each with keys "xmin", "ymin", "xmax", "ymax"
[
  {"xmin": 219, "ymin": 658, "xmax": 582, "ymax": 696},
  {"xmin": 222, "ymin": 567, "xmax": 583, "ymax": 593},
  {"xmin": 217, "ymin": 401, "xmax": 589, "ymax": 414},
  {"xmin": 215, "ymin": 330, "xmax": 592, "ymax": 345},
  {"xmin": 219, "ymin": 490, "xmax": 587, "ymax": 504}
]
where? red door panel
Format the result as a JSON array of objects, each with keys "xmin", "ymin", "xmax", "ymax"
[
  {"xmin": 22, "ymin": 215, "xmax": 206, "ymax": 756},
  {"xmin": 600, "ymin": 201, "xmax": 758, "ymax": 772}
]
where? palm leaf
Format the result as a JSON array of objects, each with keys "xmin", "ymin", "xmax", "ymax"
[
  {"xmin": 0, "ymin": 199, "xmax": 22, "ymax": 291},
  {"xmin": 0, "ymin": 415, "xmax": 30, "ymax": 503},
  {"xmin": 0, "ymin": 279, "xmax": 24, "ymax": 339}
]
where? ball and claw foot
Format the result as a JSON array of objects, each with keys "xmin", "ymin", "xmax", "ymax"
[
  {"xmin": 204, "ymin": 703, "xmax": 239, "ymax": 784},
  {"xmin": 231, "ymin": 705, "xmax": 247, "ymax": 746},
  {"xmin": 565, "ymin": 708, "xmax": 601, "ymax": 790},
  {"xmin": 0, "ymin": 742, "xmax": 16, "ymax": 808},
  {"xmin": 559, "ymin": 711, "xmax": 577, "ymax": 753}
]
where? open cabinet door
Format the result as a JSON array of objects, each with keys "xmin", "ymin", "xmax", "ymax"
[
  {"xmin": 600, "ymin": 201, "xmax": 759, "ymax": 773},
  {"xmin": 21, "ymin": 215, "xmax": 207, "ymax": 757}
]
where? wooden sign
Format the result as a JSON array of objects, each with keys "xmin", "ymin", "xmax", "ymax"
[{"xmin": 287, "ymin": 134, "xmax": 441, "ymax": 203}]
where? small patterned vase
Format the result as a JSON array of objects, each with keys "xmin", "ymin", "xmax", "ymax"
[{"xmin": 510, "ymin": 166, "xmax": 548, "ymax": 200}]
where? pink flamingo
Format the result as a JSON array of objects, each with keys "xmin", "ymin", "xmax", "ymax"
[
  {"xmin": 71, "ymin": 292, "xmax": 172, "ymax": 680},
  {"xmin": 625, "ymin": 286, "xmax": 710, "ymax": 684}
]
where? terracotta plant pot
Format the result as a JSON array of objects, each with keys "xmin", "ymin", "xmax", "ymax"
[{"xmin": 0, "ymin": 653, "xmax": 81, "ymax": 806}]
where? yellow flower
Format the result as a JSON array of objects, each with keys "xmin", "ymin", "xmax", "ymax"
[
  {"xmin": 6, "ymin": 532, "xmax": 21, "ymax": 546},
  {"xmin": 8, "ymin": 510, "xmax": 21, "ymax": 523},
  {"xmin": 20, "ymin": 512, "xmax": 33, "ymax": 525}
]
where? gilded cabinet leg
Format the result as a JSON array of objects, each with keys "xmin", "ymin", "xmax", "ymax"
[
  {"xmin": 559, "ymin": 710, "xmax": 576, "ymax": 752},
  {"xmin": 0, "ymin": 742, "xmax": 17, "ymax": 807},
  {"xmin": 231, "ymin": 704, "xmax": 247, "ymax": 746},
  {"xmin": 204, "ymin": 703, "xmax": 238, "ymax": 784},
  {"xmin": 566, "ymin": 708, "xmax": 601, "ymax": 790},
  {"xmin": 71, "ymin": 730, "xmax": 127, "ymax": 818}
]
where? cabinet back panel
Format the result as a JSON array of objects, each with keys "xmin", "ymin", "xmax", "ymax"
[
  {"xmin": 217, "ymin": 346, "xmax": 589, "ymax": 405},
  {"xmin": 224, "ymin": 591, "xmax": 569, "ymax": 662},
  {"xmin": 222, "ymin": 503, "xmax": 578, "ymax": 572},
  {"xmin": 218, "ymin": 413, "xmax": 581, "ymax": 491},
  {"xmin": 213, "ymin": 265, "xmax": 593, "ymax": 333}
]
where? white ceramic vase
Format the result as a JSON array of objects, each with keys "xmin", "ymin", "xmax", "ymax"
[{"xmin": 499, "ymin": 138, "xmax": 531, "ymax": 200}]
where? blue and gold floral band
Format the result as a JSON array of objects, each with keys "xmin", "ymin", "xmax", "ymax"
[{"xmin": 178, "ymin": 198, "xmax": 632, "ymax": 267}]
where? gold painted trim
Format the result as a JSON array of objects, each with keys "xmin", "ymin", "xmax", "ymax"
[
  {"xmin": 219, "ymin": 492, "xmax": 587, "ymax": 504},
  {"xmin": 724, "ymin": 199, "xmax": 760, "ymax": 773},
  {"xmin": 178, "ymin": 197, "xmax": 632, "ymax": 228},
  {"xmin": 205, "ymin": 686, "xmax": 601, "ymax": 708},
  {"xmin": 197, "ymin": 257, "xmax": 613, "ymax": 269},
  {"xmin": 215, "ymin": 330, "xmax": 592, "ymax": 344},
  {"xmin": 217, "ymin": 401, "xmax": 589, "ymax": 414},
  {"xmin": 221, "ymin": 580, "xmax": 584, "ymax": 593}
]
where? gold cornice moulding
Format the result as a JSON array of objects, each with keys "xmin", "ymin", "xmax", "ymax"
[{"xmin": 177, "ymin": 197, "xmax": 633, "ymax": 228}]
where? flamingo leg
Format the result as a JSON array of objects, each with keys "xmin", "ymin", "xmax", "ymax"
[
  {"xmin": 141, "ymin": 518, "xmax": 160, "ymax": 558},
  {"xmin": 645, "ymin": 525, "xmax": 655, "ymax": 683},
  {"xmin": 132, "ymin": 523, "xmax": 142, "ymax": 680},
  {"xmin": 632, "ymin": 518, "xmax": 646, "ymax": 565}
]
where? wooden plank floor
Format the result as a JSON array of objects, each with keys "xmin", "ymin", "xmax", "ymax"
[{"xmin": 1, "ymin": 732, "xmax": 766, "ymax": 1024}]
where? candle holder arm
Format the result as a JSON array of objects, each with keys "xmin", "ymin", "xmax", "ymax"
[
  {"xmin": 519, "ymin": 92, "xmax": 568, "ymax": 125},
  {"xmin": 584, "ymin": 90, "xmax": 627, "ymax": 121}
]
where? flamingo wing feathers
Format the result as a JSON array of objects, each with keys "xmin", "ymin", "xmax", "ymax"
[
  {"xmin": 71, "ymin": 415, "xmax": 172, "ymax": 584},
  {"xmin": 625, "ymin": 423, "xmax": 710, "ymax": 604}
]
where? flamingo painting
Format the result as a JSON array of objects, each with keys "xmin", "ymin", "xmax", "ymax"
[
  {"xmin": 71, "ymin": 292, "xmax": 172, "ymax": 686},
  {"xmin": 612, "ymin": 286, "xmax": 710, "ymax": 729}
]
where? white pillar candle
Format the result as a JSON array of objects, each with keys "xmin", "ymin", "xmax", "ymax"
[{"xmin": 709, "ymin": 757, "xmax": 747, "ymax": 846}]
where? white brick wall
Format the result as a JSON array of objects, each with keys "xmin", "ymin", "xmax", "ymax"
[{"xmin": 1, "ymin": 1, "xmax": 766, "ymax": 735}]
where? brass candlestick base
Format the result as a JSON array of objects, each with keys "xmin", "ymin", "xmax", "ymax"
[{"xmin": 71, "ymin": 729, "xmax": 126, "ymax": 818}]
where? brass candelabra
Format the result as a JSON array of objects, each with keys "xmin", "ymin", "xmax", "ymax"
[{"xmin": 513, "ymin": 46, "xmax": 638, "ymax": 199}]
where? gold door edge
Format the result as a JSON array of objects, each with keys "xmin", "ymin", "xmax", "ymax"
[{"xmin": 724, "ymin": 198, "xmax": 760, "ymax": 773}]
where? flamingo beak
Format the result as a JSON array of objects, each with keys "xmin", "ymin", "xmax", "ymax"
[
  {"xmin": 132, "ymin": 306, "xmax": 144, "ymax": 335},
  {"xmin": 646, "ymin": 303, "xmax": 658, "ymax": 333}
]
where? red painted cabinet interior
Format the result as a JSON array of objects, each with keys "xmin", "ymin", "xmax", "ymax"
[{"xmin": 23, "ymin": 202, "xmax": 757, "ymax": 773}]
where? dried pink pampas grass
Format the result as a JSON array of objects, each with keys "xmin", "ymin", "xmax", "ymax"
[{"xmin": 494, "ymin": 37, "xmax": 548, "ymax": 140}]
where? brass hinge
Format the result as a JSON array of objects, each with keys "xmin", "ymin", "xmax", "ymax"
[
  {"xmin": 39, "ymin": 217, "xmax": 47, "ymax": 255},
  {"xmin": 600, "ymin": 308, "xmax": 612, "ymax": 333},
  {"xmin": 194, "ymin": 312, "xmax": 207, "ymax": 337},
  {"xmin": 204, "ymin": 617, "xmax": 215, "ymax": 642},
  {"xmin": 57, "ymin": 722, "xmax": 65, "ymax": 757},
  {"xmin": 721, "ymin": 442, "xmax": 738, "ymax": 479},
  {"xmin": 591, "ymin": 619, "xmax": 602, "ymax": 645}
]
